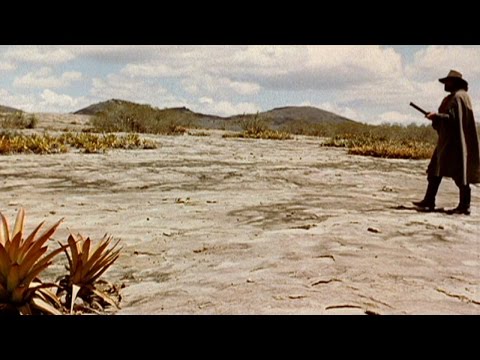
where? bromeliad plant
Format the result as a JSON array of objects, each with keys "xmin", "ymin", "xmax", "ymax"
[
  {"xmin": 0, "ymin": 209, "xmax": 64, "ymax": 315},
  {"xmin": 57, "ymin": 233, "xmax": 122, "ymax": 314},
  {"xmin": 0, "ymin": 208, "xmax": 123, "ymax": 315}
]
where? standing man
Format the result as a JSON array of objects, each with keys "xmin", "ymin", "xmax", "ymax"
[{"xmin": 413, "ymin": 70, "xmax": 480, "ymax": 215}]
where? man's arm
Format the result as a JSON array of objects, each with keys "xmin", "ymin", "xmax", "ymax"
[
  {"xmin": 425, "ymin": 112, "xmax": 441, "ymax": 130},
  {"xmin": 426, "ymin": 112, "xmax": 451, "ymax": 121},
  {"xmin": 426, "ymin": 96, "xmax": 458, "ymax": 123}
]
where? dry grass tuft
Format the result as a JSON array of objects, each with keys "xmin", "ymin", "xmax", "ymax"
[
  {"xmin": 0, "ymin": 132, "xmax": 157, "ymax": 155},
  {"xmin": 0, "ymin": 112, "xmax": 37, "ymax": 130},
  {"xmin": 223, "ymin": 114, "xmax": 293, "ymax": 141}
]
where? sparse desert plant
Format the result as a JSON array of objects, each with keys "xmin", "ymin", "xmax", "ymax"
[
  {"xmin": 240, "ymin": 114, "xmax": 270, "ymax": 135},
  {"xmin": 0, "ymin": 132, "xmax": 68, "ymax": 155},
  {"xmin": 0, "ymin": 132, "xmax": 157, "ymax": 155},
  {"xmin": 0, "ymin": 208, "xmax": 64, "ymax": 315},
  {"xmin": 349, "ymin": 140, "xmax": 434, "ymax": 159},
  {"xmin": 281, "ymin": 120, "xmax": 338, "ymax": 137},
  {"xmin": 319, "ymin": 123, "xmax": 438, "ymax": 159},
  {"xmin": 0, "ymin": 112, "xmax": 37, "ymax": 130},
  {"xmin": 188, "ymin": 131, "xmax": 210, "ymax": 137},
  {"xmin": 56, "ymin": 233, "xmax": 122, "ymax": 314},
  {"xmin": 223, "ymin": 130, "xmax": 292, "ymax": 140},
  {"xmin": 27, "ymin": 115, "xmax": 38, "ymax": 129},
  {"xmin": 90, "ymin": 102, "xmax": 192, "ymax": 135},
  {"xmin": 224, "ymin": 114, "xmax": 293, "ymax": 140}
]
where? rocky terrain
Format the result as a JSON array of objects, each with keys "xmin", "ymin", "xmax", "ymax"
[{"xmin": 1, "ymin": 114, "xmax": 479, "ymax": 314}]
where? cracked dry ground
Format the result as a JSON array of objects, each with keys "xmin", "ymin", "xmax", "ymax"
[{"xmin": 1, "ymin": 130, "xmax": 479, "ymax": 314}]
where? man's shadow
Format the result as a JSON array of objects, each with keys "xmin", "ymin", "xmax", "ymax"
[{"xmin": 390, "ymin": 205, "xmax": 448, "ymax": 214}]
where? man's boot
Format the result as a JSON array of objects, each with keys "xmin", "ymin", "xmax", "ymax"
[
  {"xmin": 412, "ymin": 176, "xmax": 441, "ymax": 211},
  {"xmin": 447, "ymin": 185, "xmax": 471, "ymax": 215}
]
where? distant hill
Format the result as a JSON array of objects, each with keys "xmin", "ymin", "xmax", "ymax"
[
  {"xmin": 0, "ymin": 105, "xmax": 23, "ymax": 113},
  {"xmin": 73, "ymin": 99, "xmax": 140, "ymax": 115},
  {"xmin": 74, "ymin": 98, "xmax": 220, "ymax": 120},
  {"xmin": 74, "ymin": 99, "xmax": 359, "ymax": 131},
  {"xmin": 262, "ymin": 106, "xmax": 355, "ymax": 125},
  {"xmin": 228, "ymin": 106, "xmax": 356, "ymax": 130}
]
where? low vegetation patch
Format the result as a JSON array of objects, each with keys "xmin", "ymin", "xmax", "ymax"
[
  {"xmin": 348, "ymin": 140, "xmax": 435, "ymax": 160},
  {"xmin": 222, "ymin": 114, "xmax": 293, "ymax": 141},
  {"xmin": 188, "ymin": 131, "xmax": 210, "ymax": 137},
  {"xmin": 223, "ymin": 130, "xmax": 293, "ymax": 140},
  {"xmin": 0, "ymin": 131, "xmax": 157, "ymax": 155},
  {"xmin": 313, "ymin": 122, "xmax": 438, "ymax": 159},
  {"xmin": 90, "ymin": 102, "xmax": 192, "ymax": 135},
  {"xmin": 0, "ymin": 112, "xmax": 38, "ymax": 130}
]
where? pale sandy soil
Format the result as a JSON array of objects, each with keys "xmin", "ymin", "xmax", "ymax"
[
  {"xmin": 1, "ymin": 114, "xmax": 479, "ymax": 314},
  {"xmin": 31, "ymin": 112, "xmax": 93, "ymax": 132}
]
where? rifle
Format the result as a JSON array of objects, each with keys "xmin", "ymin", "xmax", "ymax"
[{"xmin": 409, "ymin": 102, "xmax": 429, "ymax": 116}]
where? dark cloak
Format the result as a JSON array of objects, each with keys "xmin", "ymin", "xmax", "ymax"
[{"xmin": 428, "ymin": 89, "xmax": 480, "ymax": 185}]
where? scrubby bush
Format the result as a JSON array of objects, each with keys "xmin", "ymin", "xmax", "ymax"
[
  {"xmin": 223, "ymin": 114, "xmax": 293, "ymax": 140},
  {"xmin": 293, "ymin": 121, "xmax": 437, "ymax": 159},
  {"xmin": 0, "ymin": 112, "xmax": 38, "ymax": 129},
  {"xmin": 90, "ymin": 102, "xmax": 193, "ymax": 135},
  {"xmin": 0, "ymin": 132, "xmax": 157, "ymax": 155}
]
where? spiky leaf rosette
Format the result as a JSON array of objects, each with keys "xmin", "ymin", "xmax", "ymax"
[
  {"xmin": 0, "ymin": 208, "xmax": 64, "ymax": 315},
  {"xmin": 59, "ymin": 233, "xmax": 121, "ymax": 313}
]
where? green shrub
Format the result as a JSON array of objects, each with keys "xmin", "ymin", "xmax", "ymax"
[
  {"xmin": 223, "ymin": 114, "xmax": 292, "ymax": 140},
  {"xmin": 90, "ymin": 103, "xmax": 193, "ymax": 135},
  {"xmin": 312, "ymin": 122, "xmax": 438, "ymax": 159},
  {"xmin": 0, "ymin": 112, "xmax": 37, "ymax": 130}
]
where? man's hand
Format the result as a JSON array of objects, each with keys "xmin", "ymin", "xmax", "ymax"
[{"xmin": 425, "ymin": 112, "xmax": 437, "ymax": 120}]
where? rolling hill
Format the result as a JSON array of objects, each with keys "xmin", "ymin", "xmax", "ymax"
[
  {"xmin": 73, "ymin": 99, "xmax": 359, "ymax": 131},
  {"xmin": 229, "ymin": 106, "xmax": 356, "ymax": 129},
  {"xmin": 0, "ymin": 105, "xmax": 23, "ymax": 113},
  {"xmin": 73, "ymin": 99, "xmax": 140, "ymax": 115}
]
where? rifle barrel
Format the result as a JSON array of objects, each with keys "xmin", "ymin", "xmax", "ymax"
[{"xmin": 409, "ymin": 102, "xmax": 429, "ymax": 116}]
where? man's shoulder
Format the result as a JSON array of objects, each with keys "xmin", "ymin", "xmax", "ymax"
[
  {"xmin": 452, "ymin": 90, "xmax": 473, "ymax": 109},
  {"xmin": 453, "ymin": 90, "xmax": 471, "ymax": 100}
]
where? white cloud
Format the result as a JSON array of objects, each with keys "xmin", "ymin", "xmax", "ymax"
[
  {"xmin": 69, "ymin": 45, "xmax": 176, "ymax": 63},
  {"xmin": 5, "ymin": 46, "xmax": 75, "ymax": 64},
  {"xmin": 377, "ymin": 111, "xmax": 421, "ymax": 125},
  {"xmin": 330, "ymin": 74, "xmax": 447, "ymax": 124},
  {"xmin": 38, "ymin": 89, "xmax": 89, "ymax": 112},
  {"xmin": 100, "ymin": 46, "xmax": 415, "ymax": 121},
  {"xmin": 229, "ymin": 46, "xmax": 308, "ymax": 75},
  {"xmin": 121, "ymin": 62, "xmax": 190, "ymax": 77},
  {"xmin": 225, "ymin": 45, "xmax": 404, "ymax": 90},
  {"xmin": 13, "ymin": 67, "xmax": 82, "ymax": 88},
  {"xmin": 109, "ymin": 46, "xmax": 410, "ymax": 121},
  {"xmin": 0, "ymin": 88, "xmax": 36, "ymax": 112},
  {"xmin": 406, "ymin": 45, "xmax": 480, "ymax": 81},
  {"xmin": 0, "ymin": 87, "xmax": 89, "ymax": 113},
  {"xmin": 298, "ymin": 100, "xmax": 363, "ymax": 121},
  {"xmin": 0, "ymin": 61, "xmax": 16, "ymax": 71},
  {"xmin": 229, "ymin": 80, "xmax": 261, "ymax": 95},
  {"xmin": 182, "ymin": 74, "xmax": 261, "ymax": 96},
  {"xmin": 2, "ymin": 45, "xmax": 480, "ymax": 123},
  {"xmin": 316, "ymin": 102, "xmax": 362, "ymax": 121},
  {"xmin": 115, "ymin": 46, "xmax": 402, "ymax": 91},
  {"xmin": 90, "ymin": 73, "xmax": 187, "ymax": 109},
  {"xmin": 193, "ymin": 98, "xmax": 261, "ymax": 117},
  {"xmin": 199, "ymin": 97, "xmax": 213, "ymax": 104},
  {"xmin": 62, "ymin": 45, "xmax": 239, "ymax": 65}
]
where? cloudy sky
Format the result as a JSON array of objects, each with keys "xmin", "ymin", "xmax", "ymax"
[{"xmin": 1, "ymin": 45, "xmax": 479, "ymax": 125}]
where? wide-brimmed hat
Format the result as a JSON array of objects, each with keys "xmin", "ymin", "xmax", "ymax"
[{"xmin": 439, "ymin": 69, "xmax": 468, "ymax": 87}]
